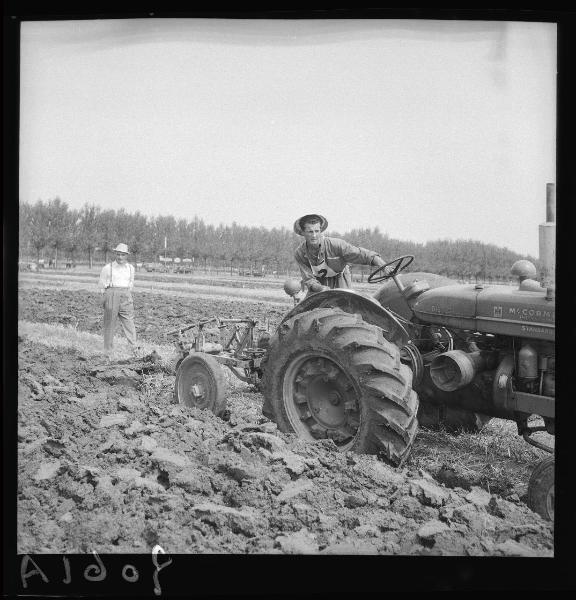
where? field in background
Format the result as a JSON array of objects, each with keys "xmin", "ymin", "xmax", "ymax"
[
  {"xmin": 18, "ymin": 261, "xmax": 520, "ymax": 288},
  {"xmin": 18, "ymin": 269, "xmax": 296, "ymax": 304}
]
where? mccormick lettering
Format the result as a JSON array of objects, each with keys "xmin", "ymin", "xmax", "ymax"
[{"xmin": 507, "ymin": 307, "xmax": 554, "ymax": 322}]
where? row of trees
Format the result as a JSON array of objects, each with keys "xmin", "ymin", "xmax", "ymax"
[{"xmin": 19, "ymin": 198, "xmax": 538, "ymax": 281}]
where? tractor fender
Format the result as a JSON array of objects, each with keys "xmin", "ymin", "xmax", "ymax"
[{"xmin": 281, "ymin": 288, "xmax": 410, "ymax": 347}]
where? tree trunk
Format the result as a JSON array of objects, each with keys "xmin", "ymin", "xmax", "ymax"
[
  {"xmin": 54, "ymin": 247, "xmax": 58, "ymax": 269},
  {"xmin": 88, "ymin": 247, "xmax": 93, "ymax": 269}
]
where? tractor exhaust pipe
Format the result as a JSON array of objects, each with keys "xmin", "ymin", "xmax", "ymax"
[{"xmin": 539, "ymin": 183, "xmax": 556, "ymax": 293}]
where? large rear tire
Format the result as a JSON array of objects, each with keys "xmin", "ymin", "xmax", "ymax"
[
  {"xmin": 174, "ymin": 353, "xmax": 228, "ymax": 416},
  {"xmin": 527, "ymin": 456, "xmax": 554, "ymax": 521},
  {"xmin": 262, "ymin": 308, "xmax": 419, "ymax": 467}
]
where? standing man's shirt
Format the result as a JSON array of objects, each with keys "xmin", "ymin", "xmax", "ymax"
[
  {"xmin": 294, "ymin": 236, "xmax": 380, "ymax": 291},
  {"xmin": 98, "ymin": 261, "xmax": 135, "ymax": 291}
]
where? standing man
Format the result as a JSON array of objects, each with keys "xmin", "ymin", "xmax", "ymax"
[
  {"xmin": 98, "ymin": 243, "xmax": 139, "ymax": 355},
  {"xmin": 294, "ymin": 214, "xmax": 389, "ymax": 294}
]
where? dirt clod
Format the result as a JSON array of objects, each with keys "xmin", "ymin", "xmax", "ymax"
[{"xmin": 34, "ymin": 460, "xmax": 63, "ymax": 481}]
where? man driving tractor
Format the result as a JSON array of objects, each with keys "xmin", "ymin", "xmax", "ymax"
[{"xmin": 293, "ymin": 213, "xmax": 389, "ymax": 294}]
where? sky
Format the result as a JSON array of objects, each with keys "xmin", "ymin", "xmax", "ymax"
[{"xmin": 18, "ymin": 18, "xmax": 557, "ymax": 257}]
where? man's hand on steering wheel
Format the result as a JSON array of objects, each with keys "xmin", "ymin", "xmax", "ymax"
[
  {"xmin": 370, "ymin": 255, "xmax": 394, "ymax": 279},
  {"xmin": 368, "ymin": 254, "xmax": 414, "ymax": 284}
]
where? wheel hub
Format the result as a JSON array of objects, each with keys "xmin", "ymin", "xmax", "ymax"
[
  {"xmin": 190, "ymin": 384, "xmax": 204, "ymax": 400},
  {"xmin": 285, "ymin": 354, "xmax": 360, "ymax": 446},
  {"xmin": 307, "ymin": 377, "xmax": 347, "ymax": 427},
  {"xmin": 186, "ymin": 379, "xmax": 209, "ymax": 409}
]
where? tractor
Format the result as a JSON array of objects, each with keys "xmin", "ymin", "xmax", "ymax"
[{"xmin": 171, "ymin": 187, "xmax": 556, "ymax": 521}]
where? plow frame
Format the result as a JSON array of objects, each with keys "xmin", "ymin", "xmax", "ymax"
[{"xmin": 167, "ymin": 316, "xmax": 269, "ymax": 386}]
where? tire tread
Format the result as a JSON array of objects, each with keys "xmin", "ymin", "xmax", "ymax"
[{"xmin": 263, "ymin": 307, "xmax": 419, "ymax": 466}]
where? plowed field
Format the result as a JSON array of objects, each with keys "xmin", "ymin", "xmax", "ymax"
[{"xmin": 17, "ymin": 273, "xmax": 553, "ymax": 555}]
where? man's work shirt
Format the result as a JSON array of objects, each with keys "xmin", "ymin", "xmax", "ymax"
[
  {"xmin": 294, "ymin": 236, "xmax": 380, "ymax": 291},
  {"xmin": 98, "ymin": 261, "xmax": 135, "ymax": 291}
]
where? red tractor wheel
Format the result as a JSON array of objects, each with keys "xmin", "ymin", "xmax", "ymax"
[
  {"xmin": 262, "ymin": 308, "xmax": 419, "ymax": 467},
  {"xmin": 527, "ymin": 455, "xmax": 554, "ymax": 521},
  {"xmin": 174, "ymin": 353, "xmax": 228, "ymax": 416}
]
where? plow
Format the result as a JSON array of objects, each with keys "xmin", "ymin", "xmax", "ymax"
[{"xmin": 166, "ymin": 317, "xmax": 271, "ymax": 415}]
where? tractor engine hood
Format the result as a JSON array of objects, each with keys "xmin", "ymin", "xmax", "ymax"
[
  {"xmin": 281, "ymin": 289, "xmax": 411, "ymax": 348},
  {"xmin": 412, "ymin": 284, "xmax": 555, "ymax": 340}
]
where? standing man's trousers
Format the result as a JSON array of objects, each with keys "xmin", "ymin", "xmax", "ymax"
[{"xmin": 102, "ymin": 287, "xmax": 137, "ymax": 351}]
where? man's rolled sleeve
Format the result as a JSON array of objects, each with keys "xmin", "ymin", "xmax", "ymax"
[{"xmin": 330, "ymin": 238, "xmax": 377, "ymax": 266}]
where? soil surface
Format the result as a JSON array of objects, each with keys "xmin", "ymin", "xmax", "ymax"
[
  {"xmin": 17, "ymin": 287, "xmax": 288, "ymax": 340},
  {"xmin": 17, "ymin": 282, "xmax": 554, "ymax": 555}
]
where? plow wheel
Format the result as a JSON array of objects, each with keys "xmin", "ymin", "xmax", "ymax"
[
  {"xmin": 527, "ymin": 456, "xmax": 554, "ymax": 522},
  {"xmin": 262, "ymin": 308, "xmax": 419, "ymax": 467},
  {"xmin": 174, "ymin": 353, "xmax": 228, "ymax": 416}
]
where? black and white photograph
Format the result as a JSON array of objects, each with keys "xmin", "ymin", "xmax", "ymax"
[{"xmin": 6, "ymin": 8, "xmax": 571, "ymax": 594}]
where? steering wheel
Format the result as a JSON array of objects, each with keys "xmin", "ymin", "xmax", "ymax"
[{"xmin": 368, "ymin": 254, "xmax": 414, "ymax": 284}]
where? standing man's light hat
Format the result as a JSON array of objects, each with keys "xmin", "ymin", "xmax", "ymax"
[
  {"xmin": 113, "ymin": 243, "xmax": 130, "ymax": 254},
  {"xmin": 293, "ymin": 214, "xmax": 328, "ymax": 236}
]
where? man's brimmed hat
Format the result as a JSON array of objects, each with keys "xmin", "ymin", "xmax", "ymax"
[
  {"xmin": 293, "ymin": 214, "xmax": 328, "ymax": 236},
  {"xmin": 113, "ymin": 243, "xmax": 130, "ymax": 254}
]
